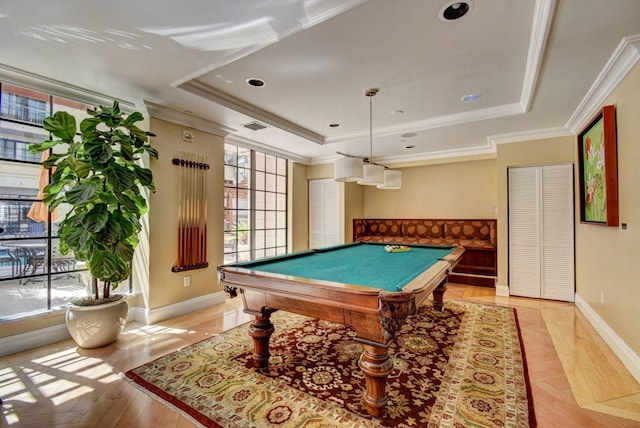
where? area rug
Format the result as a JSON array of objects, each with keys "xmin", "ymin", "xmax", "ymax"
[{"xmin": 125, "ymin": 301, "xmax": 535, "ymax": 427}]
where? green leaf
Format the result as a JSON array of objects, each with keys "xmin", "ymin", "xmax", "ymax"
[
  {"xmin": 29, "ymin": 140, "xmax": 59, "ymax": 154},
  {"xmin": 120, "ymin": 141, "xmax": 134, "ymax": 161},
  {"xmin": 115, "ymin": 192, "xmax": 139, "ymax": 214},
  {"xmin": 89, "ymin": 251, "xmax": 129, "ymax": 283},
  {"xmin": 123, "ymin": 111, "xmax": 143, "ymax": 126},
  {"xmin": 43, "ymin": 111, "xmax": 77, "ymax": 141},
  {"xmin": 82, "ymin": 204, "xmax": 109, "ymax": 233},
  {"xmin": 85, "ymin": 139, "xmax": 113, "ymax": 164},
  {"xmin": 66, "ymin": 182, "xmax": 99, "ymax": 205},
  {"xmin": 79, "ymin": 117, "xmax": 100, "ymax": 136},
  {"xmin": 43, "ymin": 153, "xmax": 65, "ymax": 169},
  {"xmin": 144, "ymin": 145, "xmax": 159, "ymax": 159},
  {"xmin": 132, "ymin": 164, "xmax": 153, "ymax": 187},
  {"xmin": 104, "ymin": 163, "xmax": 135, "ymax": 193}
]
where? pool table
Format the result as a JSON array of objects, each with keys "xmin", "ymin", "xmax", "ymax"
[{"xmin": 217, "ymin": 242, "xmax": 464, "ymax": 417}]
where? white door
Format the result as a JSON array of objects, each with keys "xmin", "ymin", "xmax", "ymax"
[
  {"xmin": 309, "ymin": 179, "xmax": 339, "ymax": 249},
  {"xmin": 508, "ymin": 164, "xmax": 575, "ymax": 301}
]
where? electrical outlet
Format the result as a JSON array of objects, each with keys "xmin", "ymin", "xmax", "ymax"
[{"xmin": 184, "ymin": 275, "xmax": 191, "ymax": 287}]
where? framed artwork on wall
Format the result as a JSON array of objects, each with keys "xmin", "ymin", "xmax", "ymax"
[{"xmin": 577, "ymin": 105, "xmax": 619, "ymax": 226}]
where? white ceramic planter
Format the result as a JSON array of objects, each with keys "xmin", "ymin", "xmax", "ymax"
[{"xmin": 65, "ymin": 296, "xmax": 128, "ymax": 348}]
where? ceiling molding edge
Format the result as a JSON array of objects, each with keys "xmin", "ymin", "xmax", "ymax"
[
  {"xmin": 179, "ymin": 80, "xmax": 325, "ymax": 144},
  {"xmin": 226, "ymin": 135, "xmax": 311, "ymax": 165},
  {"xmin": 566, "ymin": 34, "xmax": 640, "ymax": 134},
  {"xmin": 324, "ymin": 102, "xmax": 526, "ymax": 144},
  {"xmin": 489, "ymin": 126, "xmax": 571, "ymax": 146},
  {"xmin": 0, "ymin": 63, "xmax": 135, "ymax": 109},
  {"xmin": 144, "ymin": 101, "xmax": 233, "ymax": 137},
  {"xmin": 520, "ymin": 0, "xmax": 557, "ymax": 111},
  {"xmin": 311, "ymin": 144, "xmax": 496, "ymax": 166}
]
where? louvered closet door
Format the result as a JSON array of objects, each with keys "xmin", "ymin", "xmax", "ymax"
[
  {"xmin": 509, "ymin": 167, "xmax": 542, "ymax": 298},
  {"xmin": 541, "ymin": 164, "xmax": 574, "ymax": 301},
  {"xmin": 309, "ymin": 179, "xmax": 339, "ymax": 249},
  {"xmin": 508, "ymin": 164, "xmax": 575, "ymax": 302}
]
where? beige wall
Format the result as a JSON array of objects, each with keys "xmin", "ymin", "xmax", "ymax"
[
  {"xmin": 147, "ymin": 118, "xmax": 224, "ymax": 310},
  {"xmin": 495, "ymin": 137, "xmax": 575, "ymax": 286},
  {"xmin": 575, "ymin": 64, "xmax": 640, "ymax": 356},
  {"xmin": 289, "ymin": 162, "xmax": 309, "ymax": 252},
  {"xmin": 364, "ymin": 159, "xmax": 497, "ymax": 219}
]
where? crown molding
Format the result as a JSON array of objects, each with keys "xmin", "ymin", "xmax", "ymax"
[
  {"xmin": 144, "ymin": 101, "xmax": 233, "ymax": 137},
  {"xmin": 324, "ymin": 102, "xmax": 526, "ymax": 144},
  {"xmin": 489, "ymin": 126, "xmax": 572, "ymax": 146},
  {"xmin": 0, "ymin": 63, "xmax": 134, "ymax": 109},
  {"xmin": 520, "ymin": 0, "xmax": 557, "ymax": 111},
  {"xmin": 226, "ymin": 135, "xmax": 311, "ymax": 165},
  {"xmin": 566, "ymin": 34, "xmax": 640, "ymax": 134},
  {"xmin": 179, "ymin": 80, "xmax": 325, "ymax": 144}
]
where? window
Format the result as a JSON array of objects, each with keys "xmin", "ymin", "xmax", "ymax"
[
  {"xmin": 224, "ymin": 144, "xmax": 288, "ymax": 263},
  {"xmin": 0, "ymin": 82, "xmax": 125, "ymax": 321}
]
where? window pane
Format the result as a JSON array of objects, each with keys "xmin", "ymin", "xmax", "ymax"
[
  {"xmin": 277, "ymin": 158, "xmax": 287, "ymax": 175},
  {"xmin": 224, "ymin": 144, "xmax": 237, "ymax": 166},
  {"xmin": 255, "ymin": 230, "xmax": 265, "ymax": 248},
  {"xmin": 0, "ymin": 122, "xmax": 47, "ymax": 162},
  {"xmin": 255, "ymin": 171, "xmax": 265, "ymax": 191},
  {"xmin": 224, "ymin": 165, "xmax": 237, "ymax": 183},
  {"xmin": 265, "ymin": 155, "xmax": 276, "ymax": 173},
  {"xmin": 266, "ymin": 192, "xmax": 276, "ymax": 210},
  {"xmin": 277, "ymin": 230, "xmax": 287, "ymax": 246},
  {"xmin": 276, "ymin": 175, "xmax": 286, "ymax": 193},
  {"xmin": 254, "ymin": 191, "xmax": 265, "ymax": 210},
  {"xmin": 1, "ymin": 83, "xmax": 49, "ymax": 125},
  {"xmin": 238, "ymin": 167, "xmax": 251, "ymax": 187},
  {"xmin": 236, "ymin": 210, "xmax": 250, "ymax": 227},
  {"xmin": 238, "ymin": 147, "xmax": 251, "ymax": 169},
  {"xmin": 266, "ymin": 173, "xmax": 276, "ymax": 192},
  {"xmin": 265, "ymin": 230, "xmax": 276, "ymax": 248},
  {"xmin": 224, "ymin": 187, "xmax": 237, "ymax": 208},
  {"xmin": 255, "ymin": 152, "xmax": 265, "ymax": 171},
  {"xmin": 276, "ymin": 194, "xmax": 286, "ymax": 211},
  {"xmin": 238, "ymin": 250, "xmax": 251, "ymax": 261},
  {"xmin": 0, "ymin": 238, "xmax": 47, "ymax": 280},
  {"xmin": 276, "ymin": 246, "xmax": 287, "ymax": 255},
  {"xmin": 276, "ymin": 213, "xmax": 286, "ymax": 229},
  {"xmin": 255, "ymin": 211, "xmax": 265, "ymax": 229},
  {"xmin": 254, "ymin": 249, "xmax": 265, "ymax": 260},
  {"xmin": 265, "ymin": 211, "xmax": 276, "ymax": 229},
  {"xmin": 265, "ymin": 248, "xmax": 276, "ymax": 257}
]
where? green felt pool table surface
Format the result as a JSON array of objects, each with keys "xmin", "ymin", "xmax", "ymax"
[{"xmin": 234, "ymin": 242, "xmax": 455, "ymax": 292}]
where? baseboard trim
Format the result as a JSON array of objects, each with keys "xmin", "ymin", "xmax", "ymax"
[
  {"xmin": 575, "ymin": 293, "xmax": 640, "ymax": 384},
  {"xmin": 1, "ymin": 323, "xmax": 70, "ymax": 357},
  {"xmin": 131, "ymin": 291, "xmax": 227, "ymax": 325},
  {"xmin": 2, "ymin": 292, "xmax": 228, "ymax": 357},
  {"xmin": 496, "ymin": 284, "xmax": 510, "ymax": 297}
]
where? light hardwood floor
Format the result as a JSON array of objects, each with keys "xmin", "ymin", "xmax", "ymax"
[{"xmin": 1, "ymin": 284, "xmax": 639, "ymax": 427}]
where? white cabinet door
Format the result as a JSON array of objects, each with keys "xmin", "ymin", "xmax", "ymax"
[
  {"xmin": 508, "ymin": 164, "xmax": 574, "ymax": 301},
  {"xmin": 309, "ymin": 179, "xmax": 339, "ymax": 249}
]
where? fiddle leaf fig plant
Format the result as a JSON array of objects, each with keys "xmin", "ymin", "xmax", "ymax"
[{"xmin": 29, "ymin": 101, "xmax": 158, "ymax": 304}]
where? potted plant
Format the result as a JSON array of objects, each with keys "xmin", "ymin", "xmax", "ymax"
[{"xmin": 30, "ymin": 101, "xmax": 158, "ymax": 348}]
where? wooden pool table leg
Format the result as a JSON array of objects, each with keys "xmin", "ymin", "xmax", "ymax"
[
  {"xmin": 432, "ymin": 281, "xmax": 447, "ymax": 311},
  {"xmin": 248, "ymin": 314, "xmax": 275, "ymax": 368},
  {"xmin": 358, "ymin": 343, "xmax": 394, "ymax": 417}
]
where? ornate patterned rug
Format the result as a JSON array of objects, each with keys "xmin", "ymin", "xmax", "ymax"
[{"xmin": 125, "ymin": 300, "xmax": 535, "ymax": 427}]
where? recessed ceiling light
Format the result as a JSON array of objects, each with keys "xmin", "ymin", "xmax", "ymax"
[
  {"xmin": 405, "ymin": 145, "xmax": 416, "ymax": 149},
  {"xmin": 246, "ymin": 77, "xmax": 266, "ymax": 87},
  {"xmin": 461, "ymin": 94, "xmax": 480, "ymax": 102},
  {"xmin": 401, "ymin": 132, "xmax": 417, "ymax": 138},
  {"xmin": 439, "ymin": 1, "xmax": 473, "ymax": 21},
  {"xmin": 328, "ymin": 123, "xmax": 340, "ymax": 128}
]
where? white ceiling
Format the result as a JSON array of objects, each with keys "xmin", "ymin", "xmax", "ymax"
[{"xmin": 0, "ymin": 0, "xmax": 639, "ymax": 165}]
